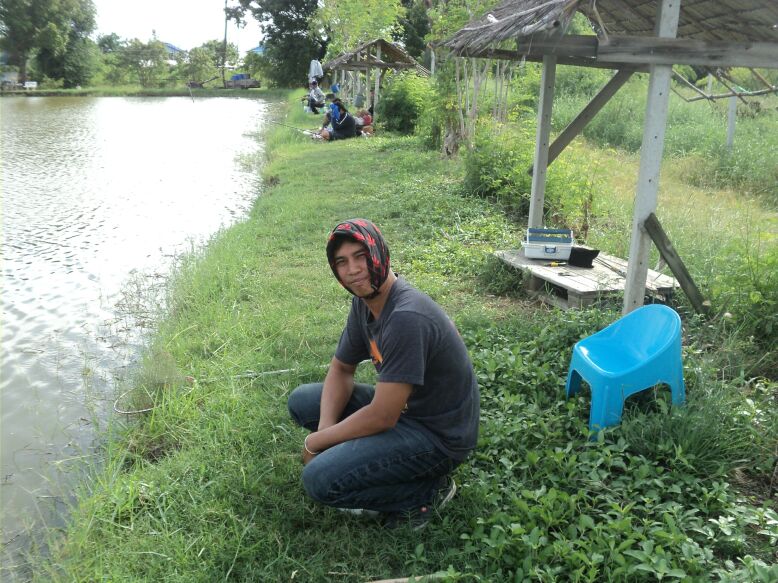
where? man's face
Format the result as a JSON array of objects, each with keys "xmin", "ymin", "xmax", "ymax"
[{"xmin": 333, "ymin": 240, "xmax": 372, "ymax": 297}]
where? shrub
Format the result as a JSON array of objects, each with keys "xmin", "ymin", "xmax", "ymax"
[
  {"xmin": 377, "ymin": 71, "xmax": 434, "ymax": 134},
  {"xmin": 463, "ymin": 120, "xmax": 599, "ymax": 232}
]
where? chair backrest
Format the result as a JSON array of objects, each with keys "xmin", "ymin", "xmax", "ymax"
[{"xmin": 595, "ymin": 304, "xmax": 681, "ymax": 355}]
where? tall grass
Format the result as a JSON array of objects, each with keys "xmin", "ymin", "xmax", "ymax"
[{"xmin": 553, "ymin": 78, "xmax": 778, "ymax": 202}]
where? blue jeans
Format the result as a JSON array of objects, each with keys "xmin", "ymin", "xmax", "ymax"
[{"xmin": 288, "ymin": 383, "xmax": 458, "ymax": 513}]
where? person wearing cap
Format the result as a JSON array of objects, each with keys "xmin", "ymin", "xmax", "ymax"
[
  {"xmin": 303, "ymin": 80, "xmax": 326, "ymax": 113},
  {"xmin": 287, "ymin": 219, "xmax": 480, "ymax": 528}
]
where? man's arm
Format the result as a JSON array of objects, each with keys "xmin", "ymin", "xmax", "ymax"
[
  {"xmin": 304, "ymin": 380, "xmax": 413, "ymax": 461},
  {"xmin": 318, "ymin": 356, "xmax": 357, "ymax": 431}
]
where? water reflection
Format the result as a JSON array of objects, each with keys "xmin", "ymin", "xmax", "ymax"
[{"xmin": 1, "ymin": 96, "xmax": 268, "ymax": 557}]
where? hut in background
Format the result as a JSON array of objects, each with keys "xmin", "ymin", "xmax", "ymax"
[
  {"xmin": 323, "ymin": 39, "xmax": 430, "ymax": 117},
  {"xmin": 446, "ymin": 0, "xmax": 778, "ymax": 314}
]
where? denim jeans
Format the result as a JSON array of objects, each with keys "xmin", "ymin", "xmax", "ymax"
[{"xmin": 288, "ymin": 382, "xmax": 458, "ymax": 513}]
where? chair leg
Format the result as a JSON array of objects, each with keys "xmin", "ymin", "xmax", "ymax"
[
  {"xmin": 566, "ymin": 369, "xmax": 582, "ymax": 398},
  {"xmin": 589, "ymin": 386, "xmax": 624, "ymax": 432},
  {"xmin": 670, "ymin": 369, "xmax": 686, "ymax": 407}
]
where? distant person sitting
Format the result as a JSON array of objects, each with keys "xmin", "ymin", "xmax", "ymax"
[
  {"xmin": 319, "ymin": 97, "xmax": 342, "ymax": 132},
  {"xmin": 354, "ymin": 109, "xmax": 374, "ymax": 136},
  {"xmin": 320, "ymin": 101, "xmax": 356, "ymax": 141},
  {"xmin": 303, "ymin": 81, "xmax": 326, "ymax": 113}
]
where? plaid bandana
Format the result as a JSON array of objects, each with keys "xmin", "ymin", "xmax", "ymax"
[{"xmin": 326, "ymin": 219, "xmax": 390, "ymax": 299}]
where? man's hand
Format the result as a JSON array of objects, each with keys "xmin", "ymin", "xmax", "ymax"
[
  {"xmin": 302, "ymin": 446, "xmax": 317, "ymax": 465},
  {"xmin": 302, "ymin": 433, "xmax": 319, "ymax": 465}
]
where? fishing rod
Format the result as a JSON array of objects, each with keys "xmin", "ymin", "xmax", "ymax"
[{"xmin": 266, "ymin": 119, "xmax": 318, "ymax": 135}]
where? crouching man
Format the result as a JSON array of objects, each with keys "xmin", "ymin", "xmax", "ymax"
[{"xmin": 288, "ymin": 219, "xmax": 480, "ymax": 529}]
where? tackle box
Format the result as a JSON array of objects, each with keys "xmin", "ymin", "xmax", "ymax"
[{"xmin": 522, "ymin": 228, "xmax": 574, "ymax": 261}]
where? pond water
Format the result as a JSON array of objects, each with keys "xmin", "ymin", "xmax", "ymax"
[{"xmin": 0, "ymin": 95, "xmax": 269, "ymax": 565}]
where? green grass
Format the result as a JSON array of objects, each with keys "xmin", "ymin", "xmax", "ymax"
[
  {"xmin": 31, "ymin": 93, "xmax": 778, "ymax": 582},
  {"xmin": 552, "ymin": 77, "xmax": 778, "ymax": 204}
]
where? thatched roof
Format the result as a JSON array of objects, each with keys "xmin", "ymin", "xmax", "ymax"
[
  {"xmin": 446, "ymin": 0, "xmax": 778, "ymax": 54},
  {"xmin": 323, "ymin": 38, "xmax": 430, "ymax": 76}
]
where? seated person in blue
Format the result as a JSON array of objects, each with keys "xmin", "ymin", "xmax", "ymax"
[
  {"xmin": 319, "ymin": 100, "xmax": 356, "ymax": 141},
  {"xmin": 287, "ymin": 219, "xmax": 480, "ymax": 528}
]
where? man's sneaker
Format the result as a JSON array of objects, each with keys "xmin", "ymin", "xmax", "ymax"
[
  {"xmin": 383, "ymin": 477, "xmax": 457, "ymax": 531},
  {"xmin": 335, "ymin": 507, "xmax": 381, "ymax": 518}
]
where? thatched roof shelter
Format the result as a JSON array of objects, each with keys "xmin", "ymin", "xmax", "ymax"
[
  {"xmin": 322, "ymin": 38, "xmax": 429, "ymax": 117},
  {"xmin": 323, "ymin": 38, "xmax": 429, "ymax": 76},
  {"xmin": 447, "ymin": 0, "xmax": 778, "ymax": 54},
  {"xmin": 445, "ymin": 0, "xmax": 778, "ymax": 314}
]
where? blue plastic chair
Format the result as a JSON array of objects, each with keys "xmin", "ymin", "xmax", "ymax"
[{"xmin": 565, "ymin": 304, "xmax": 685, "ymax": 432}]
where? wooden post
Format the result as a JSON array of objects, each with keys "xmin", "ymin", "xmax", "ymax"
[
  {"xmin": 727, "ymin": 94, "xmax": 737, "ymax": 151},
  {"xmin": 374, "ymin": 44, "xmax": 382, "ymax": 115},
  {"xmin": 623, "ymin": 0, "xmax": 680, "ymax": 314},
  {"xmin": 644, "ymin": 213, "xmax": 710, "ymax": 314},
  {"xmin": 528, "ymin": 55, "xmax": 557, "ymax": 229}
]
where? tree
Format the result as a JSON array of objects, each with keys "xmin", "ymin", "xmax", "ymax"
[
  {"xmin": 180, "ymin": 40, "xmax": 239, "ymax": 85},
  {"xmin": 36, "ymin": 36, "xmax": 99, "ymax": 87},
  {"xmin": 0, "ymin": 0, "xmax": 96, "ymax": 81},
  {"xmin": 115, "ymin": 39, "xmax": 169, "ymax": 87},
  {"xmin": 398, "ymin": 0, "xmax": 431, "ymax": 60},
  {"xmin": 312, "ymin": 0, "xmax": 404, "ymax": 61},
  {"xmin": 97, "ymin": 33, "xmax": 124, "ymax": 54},
  {"xmin": 229, "ymin": 0, "xmax": 325, "ymax": 87}
]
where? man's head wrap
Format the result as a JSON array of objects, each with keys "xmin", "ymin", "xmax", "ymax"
[{"xmin": 326, "ymin": 219, "xmax": 390, "ymax": 298}]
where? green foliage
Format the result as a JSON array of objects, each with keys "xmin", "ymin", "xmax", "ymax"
[
  {"xmin": 552, "ymin": 77, "xmax": 778, "ymax": 201},
  {"xmin": 36, "ymin": 36, "xmax": 100, "ymax": 88},
  {"xmin": 313, "ymin": 0, "xmax": 404, "ymax": 62},
  {"xmin": 554, "ymin": 64, "xmax": 611, "ymax": 99},
  {"xmin": 378, "ymin": 71, "xmax": 434, "ymax": 134},
  {"xmin": 232, "ymin": 0, "xmax": 325, "ymax": 87},
  {"xmin": 115, "ymin": 39, "xmax": 170, "ymax": 88},
  {"xmin": 397, "ymin": 0, "xmax": 431, "ymax": 60},
  {"xmin": 32, "ymin": 95, "xmax": 778, "ymax": 582},
  {"xmin": 708, "ymin": 232, "xmax": 778, "ymax": 351},
  {"xmin": 0, "ymin": 0, "xmax": 96, "ymax": 82},
  {"xmin": 176, "ymin": 40, "xmax": 239, "ymax": 85},
  {"xmin": 463, "ymin": 121, "xmax": 598, "ymax": 230}
]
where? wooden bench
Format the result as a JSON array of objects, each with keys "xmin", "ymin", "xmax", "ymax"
[{"xmin": 496, "ymin": 248, "xmax": 678, "ymax": 310}]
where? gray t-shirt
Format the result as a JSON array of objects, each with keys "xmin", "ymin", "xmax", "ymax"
[{"xmin": 335, "ymin": 277, "xmax": 480, "ymax": 460}]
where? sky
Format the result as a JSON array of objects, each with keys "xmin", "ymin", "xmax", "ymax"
[{"xmin": 92, "ymin": 0, "xmax": 264, "ymax": 53}]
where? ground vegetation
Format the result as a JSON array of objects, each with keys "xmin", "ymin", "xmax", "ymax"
[{"xmin": 33, "ymin": 87, "xmax": 778, "ymax": 581}]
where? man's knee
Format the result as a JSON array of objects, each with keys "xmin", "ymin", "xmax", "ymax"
[
  {"xmin": 287, "ymin": 383, "xmax": 322, "ymax": 426},
  {"xmin": 302, "ymin": 460, "xmax": 336, "ymax": 505}
]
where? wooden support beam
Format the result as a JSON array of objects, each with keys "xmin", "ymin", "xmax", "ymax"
[
  {"xmin": 528, "ymin": 55, "xmax": 556, "ymax": 229},
  {"xmin": 599, "ymin": 37, "xmax": 778, "ymax": 70},
  {"xmin": 530, "ymin": 69, "xmax": 633, "ymax": 174},
  {"xmin": 463, "ymin": 35, "xmax": 778, "ymax": 70},
  {"xmin": 623, "ymin": 0, "xmax": 680, "ymax": 314},
  {"xmin": 465, "ymin": 47, "xmax": 648, "ymax": 72},
  {"xmin": 644, "ymin": 213, "xmax": 709, "ymax": 315}
]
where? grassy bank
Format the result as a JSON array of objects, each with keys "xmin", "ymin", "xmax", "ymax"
[{"xmin": 37, "ymin": 93, "xmax": 777, "ymax": 581}]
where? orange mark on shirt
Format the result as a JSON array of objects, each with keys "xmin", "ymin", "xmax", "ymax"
[{"xmin": 369, "ymin": 339, "xmax": 383, "ymax": 365}]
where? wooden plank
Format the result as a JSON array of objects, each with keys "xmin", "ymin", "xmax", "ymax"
[
  {"xmin": 515, "ymin": 35, "xmax": 598, "ymax": 58},
  {"xmin": 463, "ymin": 35, "xmax": 778, "ymax": 71},
  {"xmin": 528, "ymin": 55, "xmax": 556, "ymax": 229},
  {"xmin": 623, "ymin": 0, "xmax": 679, "ymax": 314},
  {"xmin": 496, "ymin": 249, "xmax": 676, "ymax": 303},
  {"xmin": 599, "ymin": 37, "xmax": 778, "ymax": 70},
  {"xmin": 644, "ymin": 213, "xmax": 709, "ymax": 314},
  {"xmin": 531, "ymin": 69, "xmax": 633, "ymax": 173}
]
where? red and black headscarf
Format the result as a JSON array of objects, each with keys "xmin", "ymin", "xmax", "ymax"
[{"xmin": 326, "ymin": 219, "xmax": 390, "ymax": 299}]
